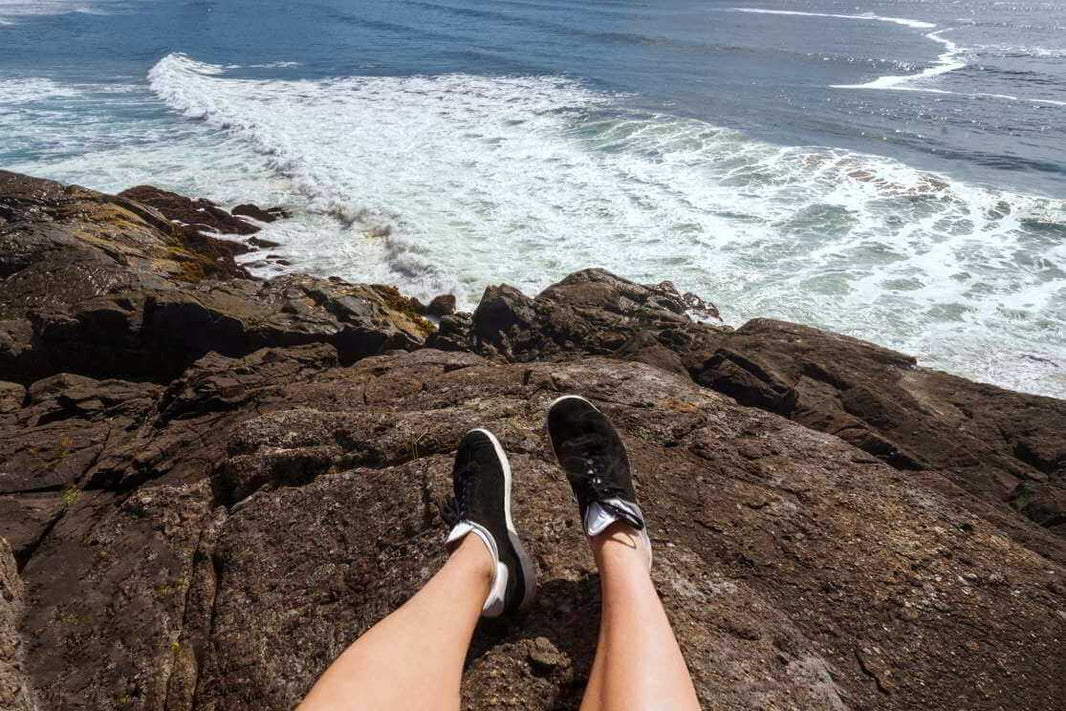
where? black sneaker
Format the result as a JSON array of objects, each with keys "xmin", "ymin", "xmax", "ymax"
[
  {"xmin": 546, "ymin": 396, "xmax": 652, "ymax": 563},
  {"xmin": 443, "ymin": 428, "xmax": 536, "ymax": 617}
]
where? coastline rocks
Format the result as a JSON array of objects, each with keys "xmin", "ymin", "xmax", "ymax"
[
  {"xmin": 468, "ymin": 269, "xmax": 727, "ymax": 367},
  {"xmin": 462, "ymin": 272, "xmax": 1065, "ymax": 545},
  {"xmin": 2, "ymin": 171, "xmax": 1065, "ymax": 711},
  {"xmin": 6, "ymin": 348, "xmax": 1063, "ymax": 710},
  {"xmin": 427, "ymin": 293, "xmax": 457, "ymax": 318},
  {"xmin": 231, "ymin": 203, "xmax": 291, "ymax": 224},
  {"xmin": 119, "ymin": 185, "xmax": 260, "ymax": 236},
  {"xmin": 0, "ymin": 173, "xmax": 431, "ymax": 383},
  {"xmin": 691, "ymin": 318, "xmax": 1066, "ymax": 544}
]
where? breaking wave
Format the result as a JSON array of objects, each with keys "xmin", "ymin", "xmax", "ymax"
[{"xmin": 143, "ymin": 53, "xmax": 1066, "ymax": 396}]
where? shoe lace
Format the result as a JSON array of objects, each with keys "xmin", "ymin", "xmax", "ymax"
[
  {"xmin": 564, "ymin": 435, "xmax": 645, "ymax": 531},
  {"xmin": 442, "ymin": 461, "xmax": 478, "ymax": 528}
]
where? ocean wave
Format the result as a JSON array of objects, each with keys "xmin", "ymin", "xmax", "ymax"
[
  {"xmin": 0, "ymin": 77, "xmax": 81, "ymax": 103},
  {"xmin": 729, "ymin": 8, "xmax": 936, "ymax": 30},
  {"xmin": 832, "ymin": 29, "xmax": 965, "ymax": 90},
  {"xmin": 730, "ymin": 7, "xmax": 973, "ymax": 96},
  {"xmin": 975, "ymin": 44, "xmax": 1066, "ymax": 59},
  {"xmin": 0, "ymin": 0, "xmax": 98, "ymax": 22},
  {"xmin": 143, "ymin": 53, "xmax": 1066, "ymax": 398}
]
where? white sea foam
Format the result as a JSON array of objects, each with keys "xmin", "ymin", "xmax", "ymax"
[
  {"xmin": 730, "ymin": 8, "xmax": 936, "ymax": 30},
  {"xmin": 0, "ymin": 0, "xmax": 97, "ymax": 22},
  {"xmin": 833, "ymin": 29, "xmax": 965, "ymax": 89},
  {"xmin": 975, "ymin": 44, "xmax": 1066, "ymax": 59},
  {"xmin": 731, "ymin": 7, "xmax": 972, "ymax": 95},
  {"xmin": 0, "ymin": 77, "xmax": 81, "ymax": 103},
  {"xmin": 141, "ymin": 53, "xmax": 1066, "ymax": 397}
]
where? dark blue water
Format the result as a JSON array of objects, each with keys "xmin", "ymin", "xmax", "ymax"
[
  {"xmin": 4, "ymin": 0, "xmax": 1065, "ymax": 192},
  {"xmin": 1, "ymin": 0, "xmax": 1065, "ymax": 396}
]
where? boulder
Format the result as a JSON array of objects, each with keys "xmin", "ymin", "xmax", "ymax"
[
  {"xmin": 469, "ymin": 269, "xmax": 727, "ymax": 367},
  {"xmin": 427, "ymin": 293, "xmax": 457, "ymax": 318},
  {"xmin": 426, "ymin": 312, "xmax": 474, "ymax": 352},
  {"xmin": 232, "ymin": 203, "xmax": 291, "ymax": 224},
  {"xmin": 119, "ymin": 185, "xmax": 259, "ymax": 236},
  {"xmin": 690, "ymin": 319, "xmax": 1066, "ymax": 541},
  {"xmin": 9, "ymin": 347, "xmax": 1062, "ymax": 710}
]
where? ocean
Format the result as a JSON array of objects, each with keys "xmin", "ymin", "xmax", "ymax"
[{"xmin": 1, "ymin": 0, "xmax": 1064, "ymax": 396}]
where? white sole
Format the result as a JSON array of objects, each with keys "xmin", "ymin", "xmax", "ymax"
[{"xmin": 469, "ymin": 428, "xmax": 537, "ymax": 611}]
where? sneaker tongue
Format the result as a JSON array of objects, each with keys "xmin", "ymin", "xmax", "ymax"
[{"xmin": 583, "ymin": 499, "xmax": 645, "ymax": 536}]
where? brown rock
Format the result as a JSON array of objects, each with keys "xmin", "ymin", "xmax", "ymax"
[
  {"xmin": 2, "ymin": 171, "xmax": 1065, "ymax": 711},
  {"xmin": 11, "ymin": 347, "xmax": 1060, "ymax": 711},
  {"xmin": 427, "ymin": 294, "xmax": 457, "ymax": 318},
  {"xmin": 119, "ymin": 185, "xmax": 259, "ymax": 235},
  {"xmin": 232, "ymin": 203, "xmax": 291, "ymax": 224},
  {"xmin": 0, "ymin": 538, "xmax": 38, "ymax": 710},
  {"xmin": 0, "ymin": 382, "xmax": 23, "ymax": 415},
  {"xmin": 691, "ymin": 318, "xmax": 1066, "ymax": 544},
  {"xmin": 246, "ymin": 235, "xmax": 281, "ymax": 249},
  {"xmin": 0, "ymin": 173, "xmax": 433, "ymax": 383},
  {"xmin": 469, "ymin": 269, "xmax": 727, "ymax": 368},
  {"xmin": 426, "ymin": 312, "xmax": 474, "ymax": 352}
]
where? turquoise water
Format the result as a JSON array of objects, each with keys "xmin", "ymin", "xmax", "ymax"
[{"xmin": 1, "ymin": 0, "xmax": 1064, "ymax": 396}]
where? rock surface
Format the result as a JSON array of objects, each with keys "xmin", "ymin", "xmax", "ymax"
[
  {"xmin": 1, "ymin": 172, "xmax": 1064, "ymax": 710},
  {"xmin": 0, "ymin": 172, "xmax": 431, "ymax": 383}
]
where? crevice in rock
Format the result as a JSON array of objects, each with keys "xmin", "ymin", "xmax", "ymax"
[
  {"xmin": 14, "ymin": 505, "xmax": 64, "ymax": 572},
  {"xmin": 1012, "ymin": 440, "xmax": 1060, "ymax": 475}
]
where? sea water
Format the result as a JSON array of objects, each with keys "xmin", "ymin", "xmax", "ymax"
[{"xmin": 1, "ymin": 0, "xmax": 1064, "ymax": 396}]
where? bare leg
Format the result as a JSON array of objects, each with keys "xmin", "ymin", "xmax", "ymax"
[
  {"xmin": 579, "ymin": 523, "xmax": 700, "ymax": 711},
  {"xmin": 300, "ymin": 535, "xmax": 492, "ymax": 711}
]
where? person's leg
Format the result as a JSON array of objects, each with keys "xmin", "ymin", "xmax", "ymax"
[
  {"xmin": 546, "ymin": 396, "xmax": 700, "ymax": 711},
  {"xmin": 300, "ymin": 534, "xmax": 493, "ymax": 711},
  {"xmin": 579, "ymin": 524, "xmax": 700, "ymax": 711},
  {"xmin": 301, "ymin": 428, "xmax": 537, "ymax": 711}
]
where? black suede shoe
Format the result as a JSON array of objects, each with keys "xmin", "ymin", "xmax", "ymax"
[
  {"xmin": 547, "ymin": 395, "xmax": 652, "ymax": 563},
  {"xmin": 443, "ymin": 428, "xmax": 536, "ymax": 617}
]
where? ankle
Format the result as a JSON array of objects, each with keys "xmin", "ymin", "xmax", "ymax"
[
  {"xmin": 591, "ymin": 522, "xmax": 651, "ymax": 570},
  {"xmin": 452, "ymin": 532, "xmax": 496, "ymax": 583}
]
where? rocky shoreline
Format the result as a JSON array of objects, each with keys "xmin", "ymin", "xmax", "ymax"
[{"xmin": 0, "ymin": 170, "xmax": 1063, "ymax": 710}]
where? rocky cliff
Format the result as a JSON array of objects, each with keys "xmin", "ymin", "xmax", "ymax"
[{"xmin": 0, "ymin": 171, "xmax": 1063, "ymax": 710}]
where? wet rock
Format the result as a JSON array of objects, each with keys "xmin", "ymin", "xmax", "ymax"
[
  {"xmin": 119, "ymin": 185, "xmax": 260, "ymax": 235},
  {"xmin": 246, "ymin": 235, "xmax": 282, "ymax": 249},
  {"xmin": 427, "ymin": 293, "xmax": 457, "ymax": 318},
  {"xmin": 232, "ymin": 203, "xmax": 291, "ymax": 224},
  {"xmin": 0, "ymin": 173, "xmax": 432, "ymax": 383}
]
